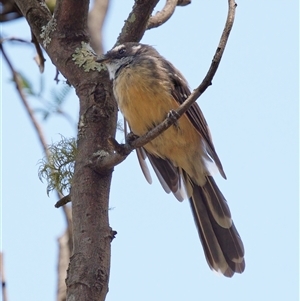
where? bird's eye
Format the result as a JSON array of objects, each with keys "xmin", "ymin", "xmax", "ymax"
[{"xmin": 118, "ymin": 47, "xmax": 126, "ymax": 55}]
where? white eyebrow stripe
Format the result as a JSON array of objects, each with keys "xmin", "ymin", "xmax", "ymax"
[
  {"xmin": 132, "ymin": 45, "xmax": 142, "ymax": 52},
  {"xmin": 113, "ymin": 44, "xmax": 125, "ymax": 52}
]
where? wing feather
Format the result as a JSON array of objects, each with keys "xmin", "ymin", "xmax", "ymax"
[
  {"xmin": 136, "ymin": 148, "xmax": 152, "ymax": 184},
  {"xmin": 163, "ymin": 60, "xmax": 226, "ymax": 179}
]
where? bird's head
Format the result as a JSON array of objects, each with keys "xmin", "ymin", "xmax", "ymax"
[{"xmin": 96, "ymin": 42, "xmax": 158, "ymax": 80}]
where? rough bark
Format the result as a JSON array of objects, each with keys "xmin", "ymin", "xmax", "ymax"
[
  {"xmin": 15, "ymin": 1, "xmax": 115, "ymax": 300},
  {"xmin": 14, "ymin": 0, "xmax": 158, "ymax": 300}
]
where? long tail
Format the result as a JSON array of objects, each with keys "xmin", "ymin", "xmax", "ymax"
[{"xmin": 189, "ymin": 175, "xmax": 245, "ymax": 277}]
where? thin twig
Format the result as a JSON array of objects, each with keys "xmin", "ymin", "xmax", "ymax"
[
  {"xmin": 0, "ymin": 35, "xmax": 45, "ymax": 72},
  {"xmin": 93, "ymin": 0, "xmax": 237, "ymax": 172},
  {"xmin": 147, "ymin": 0, "xmax": 177, "ymax": 30},
  {"xmin": 0, "ymin": 37, "xmax": 31, "ymax": 44},
  {"xmin": 31, "ymin": 29, "xmax": 45, "ymax": 73},
  {"xmin": 1, "ymin": 41, "xmax": 73, "ymax": 225},
  {"xmin": 54, "ymin": 69, "xmax": 60, "ymax": 83},
  {"xmin": 177, "ymin": 0, "xmax": 191, "ymax": 6},
  {"xmin": 2, "ymin": 34, "xmax": 73, "ymax": 301},
  {"xmin": 0, "ymin": 43, "xmax": 49, "ymax": 155},
  {"xmin": 55, "ymin": 194, "xmax": 72, "ymax": 208},
  {"xmin": 134, "ymin": 0, "xmax": 237, "ymax": 146},
  {"xmin": 56, "ymin": 230, "xmax": 69, "ymax": 301}
]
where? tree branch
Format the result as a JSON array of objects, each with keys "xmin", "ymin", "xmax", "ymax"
[
  {"xmin": 14, "ymin": 0, "xmax": 52, "ymax": 41},
  {"xmin": 0, "ymin": 42, "xmax": 49, "ymax": 155},
  {"xmin": 88, "ymin": 0, "xmax": 110, "ymax": 55},
  {"xmin": 177, "ymin": 0, "xmax": 191, "ymax": 6},
  {"xmin": 56, "ymin": 229, "xmax": 70, "ymax": 301},
  {"xmin": 31, "ymin": 29, "xmax": 46, "ymax": 73},
  {"xmin": 147, "ymin": 0, "xmax": 177, "ymax": 30},
  {"xmin": 56, "ymin": 205, "xmax": 73, "ymax": 301},
  {"xmin": 53, "ymin": 0, "xmax": 89, "ymax": 40},
  {"xmin": 11, "ymin": 1, "xmax": 236, "ymax": 301},
  {"xmin": 15, "ymin": 2, "xmax": 116, "ymax": 301},
  {"xmin": 116, "ymin": 0, "xmax": 159, "ymax": 45},
  {"xmin": 1, "ymin": 35, "xmax": 75, "ymax": 300},
  {"xmin": 55, "ymin": 194, "xmax": 72, "ymax": 208},
  {"xmin": 93, "ymin": 0, "xmax": 237, "ymax": 172}
]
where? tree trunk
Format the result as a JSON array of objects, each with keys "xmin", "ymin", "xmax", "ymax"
[{"xmin": 14, "ymin": 0, "xmax": 159, "ymax": 300}]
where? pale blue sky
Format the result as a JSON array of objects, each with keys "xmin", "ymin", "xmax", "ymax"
[{"xmin": 1, "ymin": 1, "xmax": 299, "ymax": 301}]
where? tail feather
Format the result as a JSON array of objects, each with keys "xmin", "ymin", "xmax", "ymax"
[
  {"xmin": 190, "ymin": 188, "xmax": 232, "ymax": 276},
  {"xmin": 202, "ymin": 176, "xmax": 232, "ymax": 228},
  {"xmin": 189, "ymin": 176, "xmax": 245, "ymax": 277}
]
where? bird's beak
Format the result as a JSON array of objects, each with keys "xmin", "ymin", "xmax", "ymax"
[{"xmin": 96, "ymin": 54, "xmax": 108, "ymax": 63}]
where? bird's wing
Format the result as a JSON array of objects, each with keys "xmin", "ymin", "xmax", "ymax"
[
  {"xmin": 135, "ymin": 58, "xmax": 226, "ymax": 199},
  {"xmin": 137, "ymin": 147, "xmax": 186, "ymax": 202},
  {"xmin": 164, "ymin": 60, "xmax": 226, "ymax": 179},
  {"xmin": 136, "ymin": 147, "xmax": 152, "ymax": 184}
]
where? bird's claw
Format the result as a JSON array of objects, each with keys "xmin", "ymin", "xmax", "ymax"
[
  {"xmin": 126, "ymin": 132, "xmax": 139, "ymax": 144},
  {"xmin": 168, "ymin": 110, "xmax": 180, "ymax": 127}
]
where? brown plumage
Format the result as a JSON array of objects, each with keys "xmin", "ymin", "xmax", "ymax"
[{"xmin": 97, "ymin": 42, "xmax": 245, "ymax": 277}]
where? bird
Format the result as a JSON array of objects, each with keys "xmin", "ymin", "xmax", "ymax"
[{"xmin": 97, "ymin": 42, "xmax": 245, "ymax": 277}]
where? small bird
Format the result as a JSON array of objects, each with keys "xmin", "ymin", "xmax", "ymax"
[{"xmin": 97, "ymin": 42, "xmax": 245, "ymax": 277}]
